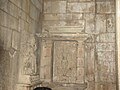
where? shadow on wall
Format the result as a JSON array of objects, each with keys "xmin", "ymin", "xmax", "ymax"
[{"xmin": 0, "ymin": 40, "xmax": 11, "ymax": 90}]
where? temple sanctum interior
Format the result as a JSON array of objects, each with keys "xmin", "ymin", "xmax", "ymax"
[{"xmin": 0, "ymin": 0, "xmax": 120, "ymax": 90}]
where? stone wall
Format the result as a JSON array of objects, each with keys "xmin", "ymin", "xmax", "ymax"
[
  {"xmin": 0, "ymin": 0, "xmax": 43, "ymax": 90},
  {"xmin": 0, "ymin": 0, "xmax": 117, "ymax": 90},
  {"xmin": 117, "ymin": 0, "xmax": 120, "ymax": 89},
  {"xmin": 42, "ymin": 0, "xmax": 116, "ymax": 90}
]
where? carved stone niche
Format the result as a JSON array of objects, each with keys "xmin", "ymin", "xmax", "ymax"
[{"xmin": 37, "ymin": 33, "xmax": 89, "ymax": 90}]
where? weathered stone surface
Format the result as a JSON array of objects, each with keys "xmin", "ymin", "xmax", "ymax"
[
  {"xmin": 40, "ymin": 40, "xmax": 52, "ymax": 67},
  {"xmin": 95, "ymin": 83, "xmax": 116, "ymax": 90},
  {"xmin": 0, "ymin": 0, "xmax": 117, "ymax": 90},
  {"xmin": 12, "ymin": 31, "xmax": 20, "ymax": 50},
  {"xmin": 98, "ymin": 61, "xmax": 116, "ymax": 82},
  {"xmin": 84, "ymin": 14, "xmax": 95, "ymax": 33},
  {"xmin": 19, "ymin": 9, "xmax": 27, "ymax": 21},
  {"xmin": 97, "ymin": 51, "xmax": 115, "ymax": 62},
  {"xmin": 0, "ymin": 11, "xmax": 8, "ymax": 27},
  {"xmin": 30, "ymin": 2, "xmax": 39, "ymax": 21},
  {"xmin": 99, "ymin": 33, "xmax": 115, "ymax": 42},
  {"xmin": 0, "ymin": 0, "xmax": 8, "ymax": 12},
  {"xmin": 96, "ymin": 43, "xmax": 115, "ymax": 51},
  {"xmin": 21, "ymin": 0, "xmax": 30, "ymax": 14},
  {"xmin": 20, "ymin": 35, "xmax": 37, "ymax": 75},
  {"xmin": 8, "ymin": 1, "xmax": 19, "ymax": 18},
  {"xmin": 44, "ymin": 1, "xmax": 66, "ymax": 13},
  {"xmin": 107, "ymin": 14, "xmax": 115, "ymax": 32},
  {"xmin": 19, "ymin": 19, "xmax": 29, "ymax": 32},
  {"xmin": 44, "ymin": 13, "xmax": 83, "ymax": 21},
  {"xmin": 43, "ymin": 20, "xmax": 85, "ymax": 27},
  {"xmin": 67, "ymin": 2, "xmax": 95, "ymax": 13},
  {"xmin": 97, "ymin": 1, "xmax": 115, "ymax": 13},
  {"xmin": 68, "ymin": 0, "xmax": 94, "ymax": 2},
  {"xmin": 96, "ymin": 14, "xmax": 106, "ymax": 33},
  {"xmin": 29, "ymin": 20, "xmax": 37, "ymax": 34},
  {"xmin": 0, "ymin": 49, "xmax": 11, "ymax": 90},
  {"xmin": 5, "ymin": 29, "xmax": 12, "ymax": 50},
  {"xmin": 0, "ymin": 26, "xmax": 7, "ymax": 48},
  {"xmin": 40, "ymin": 66, "xmax": 51, "ymax": 81},
  {"xmin": 8, "ymin": 15, "xmax": 18, "ymax": 31},
  {"xmin": 53, "ymin": 41, "xmax": 77, "ymax": 83},
  {"xmin": 44, "ymin": 14, "xmax": 72, "ymax": 21},
  {"xmin": 51, "ymin": 1, "xmax": 66, "ymax": 13},
  {"xmin": 43, "ymin": 27, "xmax": 85, "ymax": 34},
  {"xmin": 85, "ymin": 43, "xmax": 95, "ymax": 82},
  {"xmin": 31, "ymin": 0, "xmax": 42, "ymax": 10},
  {"xmin": 9, "ymin": 0, "xmax": 19, "ymax": 7},
  {"xmin": 44, "ymin": 1, "xmax": 52, "ymax": 13}
]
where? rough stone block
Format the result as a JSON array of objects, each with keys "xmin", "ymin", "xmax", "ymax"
[
  {"xmin": 41, "ymin": 42, "xmax": 52, "ymax": 67},
  {"xmin": 44, "ymin": 1, "xmax": 66, "ymax": 13},
  {"xmin": 97, "ymin": 51, "xmax": 115, "ymax": 62},
  {"xmin": 29, "ymin": 20, "xmax": 37, "ymax": 34},
  {"xmin": 19, "ymin": 19, "xmax": 25, "ymax": 32},
  {"xmin": 76, "ymin": 68, "xmax": 84, "ymax": 83},
  {"xmin": 99, "ymin": 33, "xmax": 115, "ymax": 42},
  {"xmin": 12, "ymin": 31, "xmax": 20, "ymax": 50},
  {"xmin": 0, "ymin": 26, "xmax": 9, "ymax": 49},
  {"xmin": 8, "ymin": 2, "xmax": 19, "ymax": 18},
  {"xmin": 66, "ymin": 20, "xmax": 85, "ymax": 27},
  {"xmin": 31, "ymin": 0, "xmax": 42, "ymax": 10},
  {"xmin": 51, "ymin": 1, "xmax": 66, "ymax": 13},
  {"xmin": 40, "ymin": 66, "xmax": 51, "ymax": 81},
  {"xmin": 44, "ymin": 1, "xmax": 52, "ymax": 13},
  {"xmin": 95, "ymin": 83, "xmax": 116, "ymax": 90},
  {"xmin": 9, "ymin": 0, "xmax": 19, "ymax": 7},
  {"xmin": 8, "ymin": 15, "xmax": 18, "ymax": 31},
  {"xmin": 44, "ymin": 14, "xmax": 72, "ymax": 20},
  {"xmin": 67, "ymin": 2, "xmax": 95, "ymax": 13},
  {"xmin": 97, "ymin": 1, "xmax": 115, "ymax": 13},
  {"xmin": 44, "ymin": 13, "xmax": 83, "ymax": 21},
  {"xmin": 85, "ymin": 43, "xmax": 95, "ymax": 82},
  {"xmin": 72, "ymin": 13, "xmax": 83, "ymax": 20},
  {"xmin": 43, "ymin": 21, "xmax": 67, "ymax": 27},
  {"xmin": 84, "ymin": 14, "xmax": 95, "ymax": 33},
  {"xmin": 5, "ymin": 29, "xmax": 12, "ymax": 50},
  {"xmin": 0, "ymin": 0, "xmax": 8, "ymax": 12},
  {"xmin": 30, "ymin": 3, "xmax": 39, "ymax": 21},
  {"xmin": 96, "ymin": 14, "xmax": 106, "ymax": 33},
  {"xmin": 19, "ymin": 10, "xmax": 27, "ymax": 21},
  {"xmin": 107, "ymin": 14, "xmax": 115, "ymax": 32},
  {"xmin": 96, "ymin": 43, "xmax": 115, "ymax": 51},
  {"xmin": 21, "ymin": 0, "xmax": 30, "ymax": 14},
  {"xmin": 0, "ymin": 10, "xmax": 8, "ymax": 27},
  {"xmin": 98, "ymin": 61, "xmax": 116, "ymax": 82},
  {"xmin": 43, "ymin": 20, "xmax": 85, "ymax": 27}
]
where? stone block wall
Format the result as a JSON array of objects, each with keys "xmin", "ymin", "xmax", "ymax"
[
  {"xmin": 0, "ymin": 0, "xmax": 43, "ymax": 90},
  {"xmin": 0, "ymin": 0, "xmax": 117, "ymax": 90},
  {"xmin": 43, "ymin": 0, "xmax": 116, "ymax": 90}
]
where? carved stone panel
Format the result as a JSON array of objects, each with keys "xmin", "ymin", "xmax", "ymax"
[
  {"xmin": 53, "ymin": 41, "xmax": 78, "ymax": 83},
  {"xmin": 20, "ymin": 35, "xmax": 37, "ymax": 75}
]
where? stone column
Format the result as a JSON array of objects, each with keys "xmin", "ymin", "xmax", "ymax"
[{"xmin": 116, "ymin": 0, "xmax": 120, "ymax": 89}]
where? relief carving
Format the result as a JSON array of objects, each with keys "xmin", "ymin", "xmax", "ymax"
[
  {"xmin": 53, "ymin": 41, "xmax": 77, "ymax": 83},
  {"xmin": 21, "ymin": 36, "xmax": 37, "ymax": 75}
]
